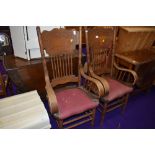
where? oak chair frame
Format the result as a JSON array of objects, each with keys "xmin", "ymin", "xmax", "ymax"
[
  {"xmin": 85, "ymin": 26, "xmax": 138, "ymax": 126},
  {"xmin": 37, "ymin": 26, "xmax": 105, "ymax": 128}
]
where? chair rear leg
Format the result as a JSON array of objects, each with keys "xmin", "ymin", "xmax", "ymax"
[{"xmin": 91, "ymin": 108, "xmax": 96, "ymax": 127}]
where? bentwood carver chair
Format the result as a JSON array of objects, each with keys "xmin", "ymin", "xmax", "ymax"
[
  {"xmin": 85, "ymin": 26, "xmax": 138, "ymax": 126},
  {"xmin": 37, "ymin": 26, "xmax": 104, "ymax": 128}
]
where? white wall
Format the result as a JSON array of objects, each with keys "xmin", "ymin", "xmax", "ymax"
[
  {"xmin": 26, "ymin": 26, "xmax": 61, "ymax": 59},
  {"xmin": 10, "ymin": 26, "xmax": 28, "ymax": 59}
]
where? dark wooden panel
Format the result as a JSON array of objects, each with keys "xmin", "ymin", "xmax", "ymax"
[
  {"xmin": 116, "ymin": 26, "xmax": 155, "ymax": 53},
  {"xmin": 115, "ymin": 26, "xmax": 155, "ymax": 89},
  {"xmin": 3, "ymin": 55, "xmax": 85, "ymax": 98}
]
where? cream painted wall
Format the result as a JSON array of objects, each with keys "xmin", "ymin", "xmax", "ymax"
[
  {"xmin": 26, "ymin": 26, "xmax": 61, "ymax": 59},
  {"xmin": 10, "ymin": 26, "xmax": 27, "ymax": 59}
]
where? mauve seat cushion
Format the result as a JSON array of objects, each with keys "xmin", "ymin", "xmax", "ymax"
[
  {"xmin": 56, "ymin": 88, "xmax": 98, "ymax": 119},
  {"xmin": 105, "ymin": 77, "xmax": 133, "ymax": 101}
]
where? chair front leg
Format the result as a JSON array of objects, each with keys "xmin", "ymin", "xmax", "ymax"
[
  {"xmin": 122, "ymin": 94, "xmax": 129, "ymax": 114},
  {"xmin": 57, "ymin": 119, "xmax": 63, "ymax": 129},
  {"xmin": 100, "ymin": 102, "xmax": 108, "ymax": 127},
  {"xmin": 91, "ymin": 108, "xmax": 96, "ymax": 127}
]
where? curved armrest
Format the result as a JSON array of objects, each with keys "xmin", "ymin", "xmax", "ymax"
[
  {"xmin": 113, "ymin": 61, "xmax": 138, "ymax": 86},
  {"xmin": 80, "ymin": 67, "xmax": 105, "ymax": 97},
  {"xmin": 88, "ymin": 66, "xmax": 109, "ymax": 96},
  {"xmin": 45, "ymin": 79, "xmax": 58, "ymax": 114}
]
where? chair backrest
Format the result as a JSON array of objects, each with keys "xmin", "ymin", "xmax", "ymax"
[
  {"xmin": 37, "ymin": 27, "xmax": 82, "ymax": 88},
  {"xmin": 85, "ymin": 26, "xmax": 116, "ymax": 76}
]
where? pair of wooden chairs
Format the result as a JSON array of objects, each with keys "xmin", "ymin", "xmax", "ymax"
[{"xmin": 37, "ymin": 26, "xmax": 137, "ymax": 128}]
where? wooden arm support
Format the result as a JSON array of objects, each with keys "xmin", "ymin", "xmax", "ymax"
[
  {"xmin": 80, "ymin": 67, "xmax": 105, "ymax": 97},
  {"xmin": 113, "ymin": 61, "xmax": 138, "ymax": 86},
  {"xmin": 88, "ymin": 66, "xmax": 109, "ymax": 96},
  {"xmin": 45, "ymin": 77, "xmax": 58, "ymax": 114}
]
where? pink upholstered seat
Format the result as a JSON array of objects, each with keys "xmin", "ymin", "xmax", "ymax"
[
  {"xmin": 56, "ymin": 88, "xmax": 98, "ymax": 119},
  {"xmin": 105, "ymin": 77, "xmax": 133, "ymax": 101}
]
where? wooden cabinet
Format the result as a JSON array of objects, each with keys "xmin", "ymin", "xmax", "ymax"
[
  {"xmin": 115, "ymin": 27, "xmax": 155, "ymax": 89},
  {"xmin": 115, "ymin": 50, "xmax": 155, "ymax": 89},
  {"xmin": 116, "ymin": 26, "xmax": 155, "ymax": 53}
]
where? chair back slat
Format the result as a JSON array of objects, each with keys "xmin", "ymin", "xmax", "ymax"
[
  {"xmin": 51, "ymin": 76, "xmax": 78, "ymax": 87},
  {"xmin": 91, "ymin": 49, "xmax": 109, "ymax": 75},
  {"xmin": 50, "ymin": 53, "xmax": 75, "ymax": 80},
  {"xmin": 86, "ymin": 27, "xmax": 115, "ymax": 75},
  {"xmin": 37, "ymin": 27, "xmax": 81, "ymax": 88}
]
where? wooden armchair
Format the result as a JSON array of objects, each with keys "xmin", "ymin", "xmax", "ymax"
[
  {"xmin": 37, "ymin": 27, "xmax": 104, "ymax": 128},
  {"xmin": 85, "ymin": 26, "xmax": 138, "ymax": 126}
]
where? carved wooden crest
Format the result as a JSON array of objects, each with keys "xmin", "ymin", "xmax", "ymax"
[
  {"xmin": 41, "ymin": 28, "xmax": 79, "ymax": 55},
  {"xmin": 88, "ymin": 27, "xmax": 114, "ymax": 49}
]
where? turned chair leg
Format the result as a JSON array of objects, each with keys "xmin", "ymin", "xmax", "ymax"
[
  {"xmin": 122, "ymin": 94, "xmax": 129, "ymax": 114},
  {"xmin": 57, "ymin": 119, "xmax": 63, "ymax": 129},
  {"xmin": 100, "ymin": 102, "xmax": 108, "ymax": 127},
  {"xmin": 91, "ymin": 108, "xmax": 96, "ymax": 127}
]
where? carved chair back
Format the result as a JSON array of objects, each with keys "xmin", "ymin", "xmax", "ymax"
[
  {"xmin": 85, "ymin": 27, "xmax": 116, "ymax": 76},
  {"xmin": 37, "ymin": 27, "xmax": 82, "ymax": 88},
  {"xmin": 86, "ymin": 27, "xmax": 138, "ymax": 86}
]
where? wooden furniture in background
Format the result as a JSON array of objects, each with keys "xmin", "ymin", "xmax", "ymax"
[
  {"xmin": 85, "ymin": 26, "xmax": 138, "ymax": 126},
  {"xmin": 0, "ymin": 72, "xmax": 8, "ymax": 97},
  {"xmin": 116, "ymin": 26, "xmax": 155, "ymax": 53},
  {"xmin": 0, "ymin": 26, "xmax": 14, "ymax": 56},
  {"xmin": 115, "ymin": 50, "xmax": 155, "ymax": 89},
  {"xmin": 3, "ymin": 55, "xmax": 46, "ymax": 96},
  {"xmin": 0, "ymin": 90, "xmax": 51, "ymax": 129},
  {"xmin": 86, "ymin": 26, "xmax": 116, "ymax": 75},
  {"xmin": 65, "ymin": 26, "xmax": 95, "ymax": 46},
  {"xmin": 37, "ymin": 26, "xmax": 104, "ymax": 128},
  {"xmin": 3, "ymin": 53, "xmax": 86, "ymax": 99},
  {"xmin": 115, "ymin": 26, "xmax": 155, "ymax": 89}
]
